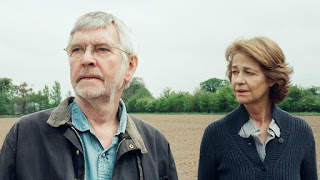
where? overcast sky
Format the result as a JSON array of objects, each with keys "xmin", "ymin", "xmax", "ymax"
[{"xmin": 1, "ymin": 1, "xmax": 319, "ymax": 98}]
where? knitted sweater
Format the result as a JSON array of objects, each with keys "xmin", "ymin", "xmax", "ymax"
[{"xmin": 198, "ymin": 104, "xmax": 317, "ymax": 180}]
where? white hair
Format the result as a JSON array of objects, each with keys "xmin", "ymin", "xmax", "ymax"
[{"xmin": 68, "ymin": 11, "xmax": 138, "ymax": 61}]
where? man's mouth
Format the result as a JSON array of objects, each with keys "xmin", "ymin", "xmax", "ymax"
[{"xmin": 77, "ymin": 75, "xmax": 102, "ymax": 83}]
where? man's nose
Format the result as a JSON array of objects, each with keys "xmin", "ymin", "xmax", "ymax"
[{"xmin": 81, "ymin": 46, "xmax": 97, "ymax": 66}]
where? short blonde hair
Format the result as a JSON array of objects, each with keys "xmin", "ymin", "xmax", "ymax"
[{"xmin": 225, "ymin": 36, "xmax": 293, "ymax": 104}]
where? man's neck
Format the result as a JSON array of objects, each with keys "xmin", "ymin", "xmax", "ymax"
[
  {"xmin": 75, "ymin": 95, "xmax": 123, "ymax": 148},
  {"xmin": 75, "ymin": 95, "xmax": 121, "ymax": 126}
]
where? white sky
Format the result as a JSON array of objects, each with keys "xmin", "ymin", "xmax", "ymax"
[{"xmin": 1, "ymin": 1, "xmax": 319, "ymax": 98}]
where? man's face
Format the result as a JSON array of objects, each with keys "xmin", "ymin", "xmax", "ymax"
[{"xmin": 69, "ymin": 25, "xmax": 127, "ymax": 100}]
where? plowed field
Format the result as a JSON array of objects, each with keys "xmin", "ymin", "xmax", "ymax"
[{"xmin": 1, "ymin": 114, "xmax": 319, "ymax": 179}]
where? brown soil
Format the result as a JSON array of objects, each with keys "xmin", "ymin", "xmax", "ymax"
[{"xmin": 1, "ymin": 115, "xmax": 319, "ymax": 179}]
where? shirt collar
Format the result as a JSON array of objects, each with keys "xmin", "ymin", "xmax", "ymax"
[
  {"xmin": 117, "ymin": 99, "xmax": 127, "ymax": 134},
  {"xmin": 69, "ymin": 100, "xmax": 90, "ymax": 132},
  {"xmin": 239, "ymin": 118, "xmax": 281, "ymax": 138},
  {"xmin": 268, "ymin": 119, "xmax": 281, "ymax": 137},
  {"xmin": 69, "ymin": 98, "xmax": 127, "ymax": 134}
]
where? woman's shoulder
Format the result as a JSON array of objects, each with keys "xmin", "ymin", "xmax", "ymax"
[
  {"xmin": 274, "ymin": 106, "xmax": 314, "ymax": 134},
  {"xmin": 204, "ymin": 112, "xmax": 237, "ymax": 135},
  {"xmin": 290, "ymin": 114, "xmax": 313, "ymax": 133},
  {"xmin": 204, "ymin": 105, "xmax": 248, "ymax": 134},
  {"xmin": 205, "ymin": 117, "xmax": 226, "ymax": 132}
]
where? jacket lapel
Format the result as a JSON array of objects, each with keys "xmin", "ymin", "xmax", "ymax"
[{"xmin": 47, "ymin": 97, "xmax": 74, "ymax": 127}]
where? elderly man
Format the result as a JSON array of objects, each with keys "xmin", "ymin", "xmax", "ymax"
[{"xmin": 0, "ymin": 12, "xmax": 178, "ymax": 180}]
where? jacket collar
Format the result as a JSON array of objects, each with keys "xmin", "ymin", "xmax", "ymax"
[
  {"xmin": 47, "ymin": 97, "xmax": 147, "ymax": 154},
  {"xmin": 47, "ymin": 97, "xmax": 73, "ymax": 127},
  {"xmin": 125, "ymin": 115, "xmax": 148, "ymax": 154}
]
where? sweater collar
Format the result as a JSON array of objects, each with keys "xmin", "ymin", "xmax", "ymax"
[
  {"xmin": 227, "ymin": 104, "xmax": 290, "ymax": 137},
  {"xmin": 225, "ymin": 104, "xmax": 291, "ymax": 167}
]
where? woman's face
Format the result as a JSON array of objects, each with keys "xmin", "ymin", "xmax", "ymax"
[{"xmin": 231, "ymin": 53, "xmax": 273, "ymax": 106}]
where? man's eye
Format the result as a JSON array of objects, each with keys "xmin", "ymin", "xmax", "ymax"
[
  {"xmin": 70, "ymin": 46, "xmax": 85, "ymax": 55},
  {"xmin": 95, "ymin": 45, "xmax": 111, "ymax": 53},
  {"xmin": 232, "ymin": 71, "xmax": 238, "ymax": 75},
  {"xmin": 73, "ymin": 48, "xmax": 83, "ymax": 52},
  {"xmin": 98, "ymin": 48, "xmax": 110, "ymax": 52}
]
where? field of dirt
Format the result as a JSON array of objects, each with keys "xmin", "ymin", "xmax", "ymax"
[{"xmin": 1, "ymin": 114, "xmax": 320, "ymax": 179}]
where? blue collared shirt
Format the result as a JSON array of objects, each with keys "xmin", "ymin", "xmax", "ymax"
[{"xmin": 69, "ymin": 99, "xmax": 127, "ymax": 180}]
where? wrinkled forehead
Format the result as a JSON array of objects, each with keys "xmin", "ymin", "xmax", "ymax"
[
  {"xmin": 70, "ymin": 14, "xmax": 115, "ymax": 36},
  {"xmin": 69, "ymin": 19, "xmax": 118, "ymax": 40},
  {"xmin": 70, "ymin": 26, "xmax": 120, "ymax": 45}
]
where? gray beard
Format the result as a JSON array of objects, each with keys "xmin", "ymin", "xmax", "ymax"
[{"xmin": 74, "ymin": 61, "xmax": 126, "ymax": 102}]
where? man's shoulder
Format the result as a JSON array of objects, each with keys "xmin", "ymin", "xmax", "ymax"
[
  {"xmin": 128, "ymin": 114, "xmax": 154, "ymax": 127},
  {"xmin": 19, "ymin": 108, "xmax": 55, "ymax": 124},
  {"xmin": 128, "ymin": 114, "xmax": 169, "ymax": 143},
  {"xmin": 128, "ymin": 114, "xmax": 161, "ymax": 133},
  {"xmin": 4, "ymin": 108, "xmax": 56, "ymax": 148},
  {"xmin": 10, "ymin": 108, "xmax": 56, "ymax": 133}
]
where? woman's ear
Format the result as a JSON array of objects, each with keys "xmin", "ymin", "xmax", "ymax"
[{"xmin": 268, "ymin": 80, "xmax": 276, "ymax": 87}]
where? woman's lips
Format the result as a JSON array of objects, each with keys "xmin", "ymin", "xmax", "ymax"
[{"xmin": 236, "ymin": 89, "xmax": 249, "ymax": 94}]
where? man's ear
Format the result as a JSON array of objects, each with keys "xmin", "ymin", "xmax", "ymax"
[{"xmin": 124, "ymin": 56, "xmax": 138, "ymax": 83}]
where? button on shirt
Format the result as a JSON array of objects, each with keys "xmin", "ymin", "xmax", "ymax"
[
  {"xmin": 69, "ymin": 99, "xmax": 127, "ymax": 180},
  {"xmin": 239, "ymin": 118, "xmax": 281, "ymax": 162}
]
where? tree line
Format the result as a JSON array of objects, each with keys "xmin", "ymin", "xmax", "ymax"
[
  {"xmin": 1, "ymin": 77, "xmax": 320, "ymax": 115},
  {"xmin": 123, "ymin": 77, "xmax": 320, "ymax": 113},
  {"xmin": 0, "ymin": 78, "xmax": 65, "ymax": 115}
]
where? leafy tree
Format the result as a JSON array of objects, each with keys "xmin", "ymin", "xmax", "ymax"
[
  {"xmin": 0, "ymin": 78, "xmax": 13, "ymax": 93},
  {"xmin": 212, "ymin": 85, "xmax": 238, "ymax": 112},
  {"xmin": 0, "ymin": 78, "xmax": 15, "ymax": 115},
  {"xmin": 189, "ymin": 88, "xmax": 202, "ymax": 112},
  {"xmin": 14, "ymin": 82, "xmax": 33, "ymax": 114},
  {"xmin": 279, "ymin": 85, "xmax": 320, "ymax": 112},
  {"xmin": 122, "ymin": 77, "xmax": 153, "ymax": 103},
  {"xmin": 154, "ymin": 88, "xmax": 191, "ymax": 112},
  {"xmin": 168, "ymin": 91, "xmax": 191, "ymax": 112},
  {"xmin": 41, "ymin": 85, "xmax": 51, "ymax": 109},
  {"xmin": 50, "ymin": 81, "xmax": 62, "ymax": 107},
  {"xmin": 145, "ymin": 99, "xmax": 158, "ymax": 112},
  {"xmin": 27, "ymin": 91, "xmax": 41, "ymax": 113},
  {"xmin": 200, "ymin": 78, "xmax": 229, "ymax": 93},
  {"xmin": 126, "ymin": 88, "xmax": 153, "ymax": 112},
  {"xmin": 198, "ymin": 90, "xmax": 216, "ymax": 113},
  {"xmin": 307, "ymin": 86, "xmax": 320, "ymax": 96},
  {"xmin": 135, "ymin": 98, "xmax": 154, "ymax": 112}
]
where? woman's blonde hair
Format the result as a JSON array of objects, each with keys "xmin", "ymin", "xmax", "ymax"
[{"xmin": 225, "ymin": 36, "xmax": 293, "ymax": 104}]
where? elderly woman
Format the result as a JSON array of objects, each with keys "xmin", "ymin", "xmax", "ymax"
[{"xmin": 198, "ymin": 37, "xmax": 317, "ymax": 179}]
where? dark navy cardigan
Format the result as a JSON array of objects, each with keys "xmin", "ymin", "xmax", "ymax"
[{"xmin": 198, "ymin": 104, "xmax": 317, "ymax": 180}]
